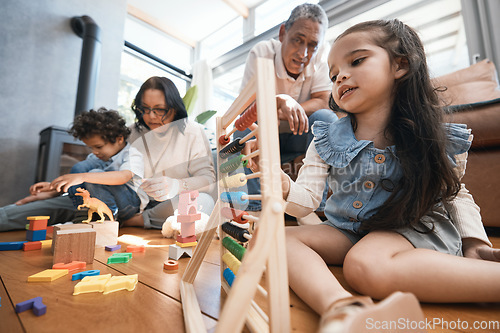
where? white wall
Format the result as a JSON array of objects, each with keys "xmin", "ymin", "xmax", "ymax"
[{"xmin": 0, "ymin": 0, "xmax": 127, "ymax": 205}]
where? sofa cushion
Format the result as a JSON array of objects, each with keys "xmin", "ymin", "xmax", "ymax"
[
  {"xmin": 435, "ymin": 59, "xmax": 500, "ymax": 149},
  {"xmin": 433, "ymin": 59, "xmax": 500, "ymax": 106},
  {"xmin": 444, "ymin": 103, "xmax": 500, "ymax": 149}
]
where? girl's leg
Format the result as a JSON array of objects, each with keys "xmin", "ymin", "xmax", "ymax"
[
  {"xmin": 286, "ymin": 225, "xmax": 354, "ymax": 314},
  {"xmin": 344, "ymin": 231, "xmax": 500, "ymax": 302}
]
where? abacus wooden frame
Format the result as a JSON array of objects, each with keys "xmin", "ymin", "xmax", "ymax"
[{"xmin": 180, "ymin": 58, "xmax": 290, "ymax": 333}]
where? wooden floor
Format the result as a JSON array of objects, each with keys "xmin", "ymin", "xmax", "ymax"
[{"xmin": 1, "ymin": 225, "xmax": 499, "ymax": 333}]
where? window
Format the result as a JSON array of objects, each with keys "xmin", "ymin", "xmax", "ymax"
[{"xmin": 117, "ymin": 16, "xmax": 193, "ymax": 126}]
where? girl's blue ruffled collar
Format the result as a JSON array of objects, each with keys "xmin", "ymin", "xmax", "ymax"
[{"xmin": 313, "ymin": 116, "xmax": 471, "ymax": 168}]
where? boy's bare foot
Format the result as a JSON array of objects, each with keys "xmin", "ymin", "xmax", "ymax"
[{"xmin": 15, "ymin": 191, "xmax": 60, "ymax": 205}]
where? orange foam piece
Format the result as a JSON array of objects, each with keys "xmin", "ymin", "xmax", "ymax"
[
  {"xmin": 126, "ymin": 245, "xmax": 145, "ymax": 253},
  {"xmin": 52, "ymin": 261, "xmax": 87, "ymax": 271},
  {"xmin": 23, "ymin": 241, "xmax": 42, "ymax": 251}
]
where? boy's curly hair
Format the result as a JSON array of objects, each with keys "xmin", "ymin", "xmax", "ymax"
[{"xmin": 69, "ymin": 107, "xmax": 130, "ymax": 143}]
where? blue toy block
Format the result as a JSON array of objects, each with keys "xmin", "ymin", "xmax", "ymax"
[
  {"xmin": 0, "ymin": 241, "xmax": 27, "ymax": 251},
  {"xmin": 26, "ymin": 229, "xmax": 46, "ymax": 241},
  {"xmin": 72, "ymin": 269, "xmax": 101, "ymax": 281},
  {"xmin": 15, "ymin": 296, "xmax": 47, "ymax": 316}
]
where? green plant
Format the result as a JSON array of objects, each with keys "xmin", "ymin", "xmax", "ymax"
[
  {"xmin": 182, "ymin": 85, "xmax": 198, "ymax": 115},
  {"xmin": 182, "ymin": 85, "xmax": 217, "ymax": 124},
  {"xmin": 194, "ymin": 110, "xmax": 217, "ymax": 125}
]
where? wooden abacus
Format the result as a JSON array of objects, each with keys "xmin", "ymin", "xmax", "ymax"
[{"xmin": 180, "ymin": 58, "xmax": 290, "ymax": 332}]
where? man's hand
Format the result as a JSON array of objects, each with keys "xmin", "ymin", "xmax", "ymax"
[
  {"xmin": 463, "ymin": 238, "xmax": 500, "ymax": 262},
  {"xmin": 276, "ymin": 94, "xmax": 308, "ymax": 135},
  {"xmin": 50, "ymin": 174, "xmax": 85, "ymax": 193},
  {"xmin": 140, "ymin": 176, "xmax": 180, "ymax": 201}
]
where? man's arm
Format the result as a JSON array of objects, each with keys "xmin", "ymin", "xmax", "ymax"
[{"xmin": 300, "ymin": 90, "xmax": 330, "ymax": 116}]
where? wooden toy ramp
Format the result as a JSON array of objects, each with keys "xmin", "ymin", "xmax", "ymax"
[{"xmin": 180, "ymin": 58, "xmax": 290, "ymax": 333}]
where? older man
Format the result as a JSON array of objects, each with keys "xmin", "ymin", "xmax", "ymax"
[{"xmin": 236, "ymin": 3, "xmax": 336, "ymax": 218}]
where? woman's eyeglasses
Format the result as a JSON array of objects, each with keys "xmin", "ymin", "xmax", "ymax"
[{"xmin": 139, "ymin": 106, "xmax": 169, "ymax": 117}]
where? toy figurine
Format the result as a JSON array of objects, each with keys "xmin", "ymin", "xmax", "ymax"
[{"xmin": 75, "ymin": 188, "xmax": 114, "ymax": 223}]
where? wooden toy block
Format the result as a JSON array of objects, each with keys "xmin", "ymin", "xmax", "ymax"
[
  {"xmin": 27, "ymin": 216, "xmax": 50, "ymax": 221},
  {"xmin": 52, "ymin": 261, "xmax": 86, "ymax": 271},
  {"xmin": 175, "ymin": 241, "xmax": 197, "ymax": 248},
  {"xmin": 169, "ymin": 244, "xmax": 193, "ymax": 260},
  {"xmin": 178, "ymin": 191, "xmax": 199, "ymax": 215},
  {"xmin": 40, "ymin": 239, "xmax": 52, "ymax": 247},
  {"xmin": 102, "ymin": 274, "xmax": 138, "ymax": 294},
  {"xmin": 89, "ymin": 221, "xmax": 119, "ymax": 247},
  {"xmin": 180, "ymin": 221, "xmax": 196, "ymax": 238},
  {"xmin": 0, "ymin": 241, "xmax": 26, "ymax": 251},
  {"xmin": 23, "ymin": 241, "xmax": 42, "ymax": 251},
  {"xmin": 46, "ymin": 226, "xmax": 54, "ymax": 238},
  {"xmin": 72, "ymin": 270, "xmax": 100, "ymax": 281},
  {"xmin": 52, "ymin": 228, "xmax": 96, "ymax": 265},
  {"xmin": 26, "ymin": 229, "xmax": 46, "ymax": 241},
  {"xmin": 126, "ymin": 245, "xmax": 145, "ymax": 253},
  {"xmin": 163, "ymin": 260, "xmax": 179, "ymax": 270},
  {"xmin": 176, "ymin": 235, "xmax": 197, "ymax": 243},
  {"xmin": 177, "ymin": 213, "xmax": 202, "ymax": 223},
  {"xmin": 28, "ymin": 269, "xmax": 69, "ymax": 282},
  {"xmin": 73, "ymin": 274, "xmax": 112, "ymax": 295},
  {"xmin": 15, "ymin": 296, "xmax": 47, "ymax": 316},
  {"xmin": 51, "ymin": 224, "xmax": 92, "ymax": 253},
  {"xmin": 105, "ymin": 244, "xmax": 121, "ymax": 251},
  {"xmin": 28, "ymin": 218, "xmax": 48, "ymax": 231}
]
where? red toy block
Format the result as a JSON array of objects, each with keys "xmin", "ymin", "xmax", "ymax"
[
  {"xmin": 126, "ymin": 245, "xmax": 145, "ymax": 253},
  {"xmin": 177, "ymin": 213, "xmax": 201, "ymax": 223},
  {"xmin": 23, "ymin": 241, "xmax": 42, "ymax": 251},
  {"xmin": 176, "ymin": 235, "xmax": 197, "ymax": 243},
  {"xmin": 28, "ymin": 219, "xmax": 48, "ymax": 231},
  {"xmin": 52, "ymin": 261, "xmax": 86, "ymax": 272}
]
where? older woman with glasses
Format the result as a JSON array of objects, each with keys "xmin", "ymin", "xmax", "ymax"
[{"xmin": 122, "ymin": 76, "xmax": 216, "ymax": 229}]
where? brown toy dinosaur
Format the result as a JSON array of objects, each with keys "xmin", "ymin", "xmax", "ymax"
[{"xmin": 75, "ymin": 187, "xmax": 115, "ymax": 223}]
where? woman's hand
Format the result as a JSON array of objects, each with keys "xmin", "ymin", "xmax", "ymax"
[
  {"xmin": 140, "ymin": 176, "xmax": 180, "ymax": 201},
  {"xmin": 462, "ymin": 238, "xmax": 500, "ymax": 262}
]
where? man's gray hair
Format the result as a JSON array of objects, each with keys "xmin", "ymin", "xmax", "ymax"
[{"xmin": 284, "ymin": 3, "xmax": 328, "ymax": 33}]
